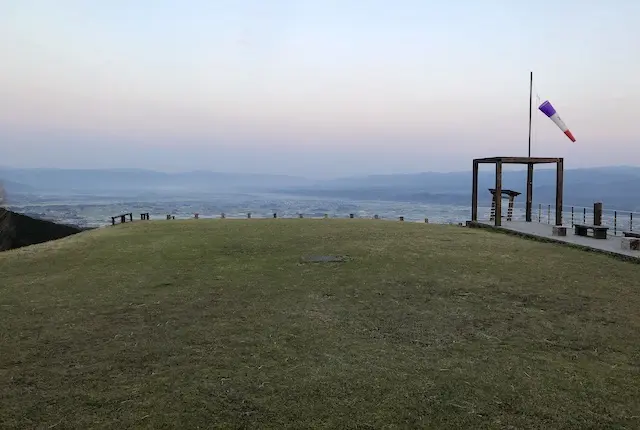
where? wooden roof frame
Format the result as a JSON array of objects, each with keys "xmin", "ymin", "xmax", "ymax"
[{"xmin": 471, "ymin": 156, "xmax": 564, "ymax": 227}]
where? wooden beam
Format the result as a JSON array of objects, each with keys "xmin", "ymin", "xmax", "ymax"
[
  {"xmin": 555, "ymin": 158, "xmax": 564, "ymax": 226},
  {"xmin": 495, "ymin": 161, "xmax": 502, "ymax": 226},
  {"xmin": 474, "ymin": 156, "xmax": 561, "ymax": 164},
  {"xmin": 471, "ymin": 160, "xmax": 479, "ymax": 221},
  {"xmin": 526, "ymin": 163, "xmax": 533, "ymax": 222}
]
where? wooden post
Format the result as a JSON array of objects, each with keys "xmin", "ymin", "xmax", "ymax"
[
  {"xmin": 221, "ymin": 213, "xmax": 226, "ymax": 219},
  {"xmin": 374, "ymin": 214, "xmax": 379, "ymax": 219},
  {"xmin": 489, "ymin": 190, "xmax": 497, "ymax": 221},
  {"xmin": 471, "ymin": 160, "xmax": 479, "ymax": 221},
  {"xmin": 399, "ymin": 216, "xmax": 404, "ymax": 222},
  {"xmin": 166, "ymin": 214, "xmax": 171, "ymax": 220},
  {"xmin": 273, "ymin": 213, "xmax": 277, "ymax": 218},
  {"xmin": 247, "ymin": 213, "xmax": 251, "ymax": 219},
  {"xmin": 129, "ymin": 213, "xmax": 133, "ymax": 222},
  {"xmin": 111, "ymin": 217, "xmax": 115, "ymax": 226},
  {"xmin": 526, "ymin": 162, "xmax": 533, "ymax": 222},
  {"xmin": 349, "ymin": 214, "xmax": 354, "ymax": 219},
  {"xmin": 495, "ymin": 161, "xmax": 502, "ymax": 226},
  {"xmin": 121, "ymin": 215, "xmax": 126, "ymax": 224},
  {"xmin": 424, "ymin": 218, "xmax": 429, "ymax": 223},
  {"xmin": 507, "ymin": 194, "xmax": 515, "ymax": 221},
  {"xmin": 555, "ymin": 158, "xmax": 564, "ymax": 226},
  {"xmin": 594, "ymin": 202, "xmax": 603, "ymax": 226}
]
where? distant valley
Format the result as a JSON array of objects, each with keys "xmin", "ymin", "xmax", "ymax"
[{"xmin": 2, "ymin": 165, "xmax": 640, "ymax": 211}]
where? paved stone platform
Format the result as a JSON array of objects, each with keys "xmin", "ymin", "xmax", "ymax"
[{"xmin": 469, "ymin": 220, "xmax": 640, "ymax": 263}]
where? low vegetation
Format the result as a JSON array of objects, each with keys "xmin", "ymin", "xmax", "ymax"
[
  {"xmin": 0, "ymin": 209, "xmax": 81, "ymax": 252},
  {"xmin": 1, "ymin": 219, "xmax": 639, "ymax": 428}
]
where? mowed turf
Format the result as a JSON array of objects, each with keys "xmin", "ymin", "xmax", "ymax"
[{"xmin": 1, "ymin": 219, "xmax": 640, "ymax": 429}]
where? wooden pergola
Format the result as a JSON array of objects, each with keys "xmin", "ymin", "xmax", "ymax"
[{"xmin": 471, "ymin": 157, "xmax": 564, "ymax": 226}]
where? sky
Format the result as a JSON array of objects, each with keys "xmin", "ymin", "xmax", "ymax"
[{"xmin": 0, "ymin": 0, "xmax": 639, "ymax": 178}]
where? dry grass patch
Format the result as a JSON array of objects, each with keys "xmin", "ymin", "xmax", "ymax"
[{"xmin": 1, "ymin": 219, "xmax": 640, "ymax": 428}]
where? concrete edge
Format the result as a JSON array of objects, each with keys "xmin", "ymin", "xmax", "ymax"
[{"xmin": 466, "ymin": 220, "xmax": 640, "ymax": 265}]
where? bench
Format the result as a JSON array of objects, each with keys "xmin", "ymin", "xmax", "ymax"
[
  {"xmin": 623, "ymin": 231, "xmax": 640, "ymax": 238},
  {"xmin": 574, "ymin": 224, "xmax": 609, "ymax": 239},
  {"xmin": 111, "ymin": 213, "xmax": 133, "ymax": 225}
]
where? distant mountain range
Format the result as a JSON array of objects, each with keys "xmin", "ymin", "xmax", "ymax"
[
  {"xmin": 281, "ymin": 166, "xmax": 640, "ymax": 210},
  {"xmin": 2, "ymin": 165, "xmax": 639, "ymax": 210},
  {"xmin": 0, "ymin": 167, "xmax": 316, "ymax": 195}
]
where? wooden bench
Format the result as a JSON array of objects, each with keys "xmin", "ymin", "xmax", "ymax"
[
  {"xmin": 111, "ymin": 213, "xmax": 133, "ymax": 225},
  {"xmin": 623, "ymin": 231, "xmax": 640, "ymax": 238},
  {"xmin": 574, "ymin": 224, "xmax": 609, "ymax": 239}
]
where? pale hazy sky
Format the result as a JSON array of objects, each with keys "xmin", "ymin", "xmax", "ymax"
[{"xmin": 1, "ymin": 0, "xmax": 638, "ymax": 177}]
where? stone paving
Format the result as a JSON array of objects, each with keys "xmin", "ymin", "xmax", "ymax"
[{"xmin": 472, "ymin": 220, "xmax": 640, "ymax": 262}]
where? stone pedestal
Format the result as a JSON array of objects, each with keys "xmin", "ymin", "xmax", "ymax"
[
  {"xmin": 552, "ymin": 226, "xmax": 567, "ymax": 237},
  {"xmin": 621, "ymin": 237, "xmax": 640, "ymax": 251}
]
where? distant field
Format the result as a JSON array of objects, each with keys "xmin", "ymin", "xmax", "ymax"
[{"xmin": 1, "ymin": 220, "xmax": 640, "ymax": 428}]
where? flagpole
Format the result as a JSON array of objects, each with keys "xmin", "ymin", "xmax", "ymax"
[{"xmin": 528, "ymin": 71, "xmax": 533, "ymax": 157}]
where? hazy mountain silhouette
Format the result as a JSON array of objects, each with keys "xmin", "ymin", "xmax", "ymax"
[
  {"xmin": 0, "ymin": 167, "xmax": 315, "ymax": 194},
  {"xmin": 2, "ymin": 166, "xmax": 639, "ymax": 210},
  {"xmin": 279, "ymin": 166, "xmax": 640, "ymax": 210}
]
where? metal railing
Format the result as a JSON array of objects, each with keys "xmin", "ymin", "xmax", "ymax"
[
  {"xmin": 475, "ymin": 199, "xmax": 639, "ymax": 236},
  {"xmin": 533, "ymin": 203, "xmax": 637, "ymax": 236}
]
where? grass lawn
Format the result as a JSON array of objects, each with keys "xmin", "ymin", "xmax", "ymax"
[{"xmin": 1, "ymin": 219, "xmax": 640, "ymax": 429}]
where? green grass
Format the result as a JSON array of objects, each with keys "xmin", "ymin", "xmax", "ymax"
[{"xmin": 2, "ymin": 219, "xmax": 640, "ymax": 429}]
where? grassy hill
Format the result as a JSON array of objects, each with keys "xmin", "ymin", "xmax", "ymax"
[{"xmin": 1, "ymin": 220, "xmax": 640, "ymax": 428}]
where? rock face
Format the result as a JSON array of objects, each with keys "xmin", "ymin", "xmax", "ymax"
[{"xmin": 0, "ymin": 209, "xmax": 82, "ymax": 252}]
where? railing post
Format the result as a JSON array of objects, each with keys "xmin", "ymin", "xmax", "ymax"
[
  {"xmin": 538, "ymin": 204, "xmax": 541, "ymax": 222},
  {"xmin": 547, "ymin": 204, "xmax": 551, "ymax": 224},
  {"xmin": 571, "ymin": 206, "xmax": 574, "ymax": 226},
  {"xmin": 614, "ymin": 211, "xmax": 617, "ymax": 235},
  {"xmin": 583, "ymin": 207, "xmax": 586, "ymax": 224}
]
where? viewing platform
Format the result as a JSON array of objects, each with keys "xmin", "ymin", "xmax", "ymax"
[{"xmin": 468, "ymin": 220, "xmax": 640, "ymax": 262}]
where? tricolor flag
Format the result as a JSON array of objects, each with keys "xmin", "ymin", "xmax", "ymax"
[{"xmin": 538, "ymin": 100, "xmax": 576, "ymax": 142}]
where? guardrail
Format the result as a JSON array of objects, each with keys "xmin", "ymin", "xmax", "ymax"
[{"xmin": 532, "ymin": 203, "xmax": 637, "ymax": 236}]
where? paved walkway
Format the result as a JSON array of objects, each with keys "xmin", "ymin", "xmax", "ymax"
[{"xmin": 470, "ymin": 220, "xmax": 640, "ymax": 262}]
